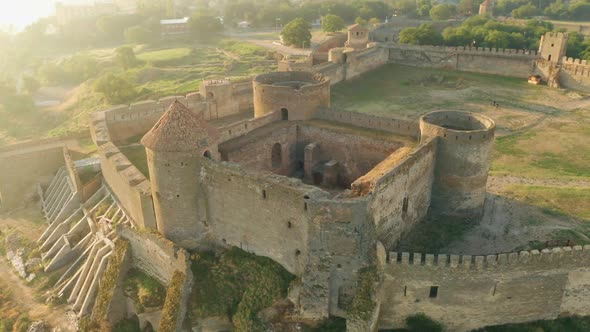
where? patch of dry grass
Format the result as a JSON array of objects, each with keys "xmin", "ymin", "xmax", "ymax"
[{"xmin": 500, "ymin": 185, "xmax": 590, "ymax": 222}]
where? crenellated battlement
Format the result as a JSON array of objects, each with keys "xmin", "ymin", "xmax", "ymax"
[
  {"xmin": 389, "ymin": 44, "xmax": 538, "ymax": 58},
  {"xmin": 562, "ymin": 57, "xmax": 589, "ymax": 66},
  {"xmin": 560, "ymin": 57, "xmax": 590, "ymax": 78},
  {"xmin": 314, "ymin": 109, "xmax": 419, "ymax": 137},
  {"xmin": 389, "ymin": 245, "xmax": 590, "ymax": 269},
  {"xmin": 104, "ymin": 93, "xmax": 204, "ymax": 124}
]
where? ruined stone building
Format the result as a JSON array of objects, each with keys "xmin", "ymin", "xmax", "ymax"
[{"xmin": 1, "ymin": 29, "xmax": 590, "ymax": 332}]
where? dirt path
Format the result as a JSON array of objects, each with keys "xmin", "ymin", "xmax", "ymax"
[
  {"xmin": 560, "ymin": 96, "xmax": 590, "ymax": 111},
  {"xmin": 488, "ymin": 175, "xmax": 590, "ymax": 192},
  {"xmin": 0, "ymin": 208, "xmax": 76, "ymax": 331},
  {"xmin": 0, "ymin": 256, "xmax": 75, "ymax": 331}
]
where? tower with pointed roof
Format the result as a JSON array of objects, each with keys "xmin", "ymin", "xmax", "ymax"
[{"xmin": 141, "ymin": 100, "xmax": 219, "ymax": 248}]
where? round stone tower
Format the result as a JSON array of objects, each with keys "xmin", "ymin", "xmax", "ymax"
[
  {"xmin": 420, "ymin": 111, "xmax": 495, "ymax": 219},
  {"xmin": 141, "ymin": 100, "xmax": 219, "ymax": 249},
  {"xmin": 253, "ymin": 71, "xmax": 330, "ymax": 121}
]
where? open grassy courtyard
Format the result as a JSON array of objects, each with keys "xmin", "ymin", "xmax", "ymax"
[{"xmin": 333, "ymin": 64, "xmax": 590, "ymax": 252}]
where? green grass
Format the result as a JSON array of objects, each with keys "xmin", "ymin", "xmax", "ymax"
[
  {"xmin": 124, "ymin": 268, "xmax": 166, "ymax": 312},
  {"xmin": 112, "ymin": 317, "xmax": 141, "ymax": 332},
  {"xmin": 472, "ymin": 315, "xmax": 590, "ymax": 332},
  {"xmin": 331, "ymin": 64, "xmax": 538, "ymax": 119},
  {"xmin": 332, "ymin": 65, "xmax": 589, "ymax": 181},
  {"xmin": 189, "ymin": 247, "xmax": 295, "ymax": 331},
  {"xmin": 501, "ymin": 185, "xmax": 590, "ymax": 221},
  {"xmin": 494, "ymin": 132, "xmax": 535, "ymax": 155},
  {"xmin": 0, "ymin": 39, "xmax": 275, "ymax": 144},
  {"xmin": 348, "ymin": 266, "xmax": 379, "ymax": 321},
  {"xmin": 136, "ymin": 48, "xmax": 192, "ymax": 65},
  {"xmin": 396, "ymin": 215, "xmax": 477, "ymax": 254},
  {"xmin": 491, "ymin": 121, "xmax": 590, "ymax": 179},
  {"xmin": 219, "ymin": 39, "xmax": 269, "ymax": 57},
  {"xmin": 119, "ymin": 145, "xmax": 149, "ymax": 179}
]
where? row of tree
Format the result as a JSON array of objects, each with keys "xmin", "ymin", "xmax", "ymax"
[
  {"xmin": 399, "ymin": 16, "xmax": 590, "ymax": 61},
  {"xmin": 494, "ymin": 0, "xmax": 590, "ymax": 20}
]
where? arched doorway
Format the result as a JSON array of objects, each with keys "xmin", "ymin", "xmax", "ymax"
[
  {"xmin": 271, "ymin": 143, "xmax": 282, "ymax": 169},
  {"xmin": 203, "ymin": 150, "xmax": 212, "ymax": 159},
  {"xmin": 281, "ymin": 108, "xmax": 289, "ymax": 121}
]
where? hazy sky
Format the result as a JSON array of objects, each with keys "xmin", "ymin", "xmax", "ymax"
[{"xmin": 0, "ymin": 0, "xmax": 94, "ymax": 31}]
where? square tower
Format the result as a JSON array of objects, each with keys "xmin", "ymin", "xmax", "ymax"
[
  {"xmin": 539, "ymin": 32, "xmax": 568, "ymax": 63},
  {"xmin": 345, "ymin": 24, "xmax": 369, "ymax": 50}
]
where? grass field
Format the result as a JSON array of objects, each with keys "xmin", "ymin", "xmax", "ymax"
[
  {"xmin": 119, "ymin": 145, "xmax": 149, "ymax": 179},
  {"xmin": 335, "ymin": 64, "xmax": 590, "ymax": 251},
  {"xmin": 0, "ymin": 39, "xmax": 276, "ymax": 144},
  {"xmin": 332, "ymin": 64, "xmax": 590, "ymax": 180},
  {"xmin": 501, "ymin": 185, "xmax": 590, "ymax": 221}
]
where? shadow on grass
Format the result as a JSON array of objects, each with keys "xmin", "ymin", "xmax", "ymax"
[{"xmin": 395, "ymin": 192, "xmax": 590, "ymax": 255}]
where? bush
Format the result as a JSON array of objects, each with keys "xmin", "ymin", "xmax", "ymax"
[
  {"xmin": 322, "ymin": 14, "xmax": 345, "ymax": 33},
  {"xmin": 399, "ymin": 24, "xmax": 443, "ymax": 46},
  {"xmin": 93, "ymin": 73, "xmax": 137, "ymax": 104},
  {"xmin": 189, "ymin": 247, "xmax": 295, "ymax": 331},
  {"xmin": 281, "ymin": 18, "xmax": 312, "ymax": 48},
  {"xmin": 124, "ymin": 25, "xmax": 151, "ymax": 44},
  {"xmin": 124, "ymin": 269, "xmax": 166, "ymax": 310},
  {"xmin": 115, "ymin": 46, "xmax": 139, "ymax": 70},
  {"xmin": 39, "ymin": 55, "xmax": 98, "ymax": 85},
  {"xmin": 512, "ymin": 4, "xmax": 538, "ymax": 18},
  {"xmin": 430, "ymin": 4, "xmax": 457, "ymax": 21},
  {"xmin": 348, "ymin": 266, "xmax": 379, "ymax": 320},
  {"xmin": 405, "ymin": 313, "xmax": 445, "ymax": 332}
]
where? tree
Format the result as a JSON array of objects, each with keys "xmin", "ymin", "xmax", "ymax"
[
  {"xmin": 39, "ymin": 63, "xmax": 66, "ymax": 85},
  {"xmin": 443, "ymin": 27, "xmax": 473, "ymax": 46},
  {"xmin": 22, "ymin": 76, "xmax": 40, "ymax": 94},
  {"xmin": 0, "ymin": 79, "xmax": 16, "ymax": 99},
  {"xmin": 280, "ymin": 18, "xmax": 311, "ymax": 48},
  {"xmin": 544, "ymin": 0, "xmax": 568, "ymax": 19},
  {"xmin": 405, "ymin": 313, "xmax": 445, "ymax": 332},
  {"xmin": 399, "ymin": 24, "xmax": 443, "ymax": 45},
  {"xmin": 115, "ymin": 46, "xmax": 139, "ymax": 70},
  {"xmin": 429, "ymin": 4, "xmax": 457, "ymax": 21},
  {"xmin": 190, "ymin": 12, "xmax": 223, "ymax": 40},
  {"xmin": 416, "ymin": 3, "xmax": 432, "ymax": 18},
  {"xmin": 565, "ymin": 32, "xmax": 589, "ymax": 58},
  {"xmin": 125, "ymin": 25, "xmax": 151, "ymax": 44},
  {"xmin": 0, "ymin": 79, "xmax": 35, "ymax": 114},
  {"xmin": 392, "ymin": 0, "xmax": 417, "ymax": 16},
  {"xmin": 322, "ymin": 14, "xmax": 345, "ymax": 33},
  {"xmin": 369, "ymin": 18, "xmax": 381, "ymax": 26},
  {"xmin": 355, "ymin": 17, "xmax": 368, "ymax": 26},
  {"xmin": 511, "ymin": 4, "xmax": 537, "ymax": 18},
  {"xmin": 94, "ymin": 73, "xmax": 137, "ymax": 104},
  {"xmin": 457, "ymin": 0, "xmax": 477, "ymax": 15},
  {"xmin": 97, "ymin": 14, "xmax": 142, "ymax": 42},
  {"xmin": 484, "ymin": 30, "xmax": 511, "ymax": 48},
  {"xmin": 569, "ymin": 2, "xmax": 590, "ymax": 21}
]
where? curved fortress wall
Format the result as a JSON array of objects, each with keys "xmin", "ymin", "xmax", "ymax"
[
  {"xmin": 253, "ymin": 71, "xmax": 330, "ymax": 120},
  {"xmin": 420, "ymin": 111, "xmax": 495, "ymax": 218}
]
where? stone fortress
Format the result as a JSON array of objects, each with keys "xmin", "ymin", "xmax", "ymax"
[{"xmin": 1, "ymin": 26, "xmax": 590, "ymax": 332}]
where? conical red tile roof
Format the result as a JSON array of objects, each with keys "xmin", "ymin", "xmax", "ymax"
[{"xmin": 141, "ymin": 100, "xmax": 218, "ymax": 152}]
